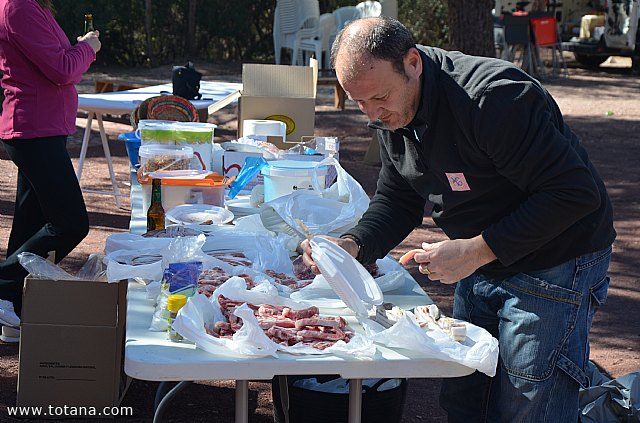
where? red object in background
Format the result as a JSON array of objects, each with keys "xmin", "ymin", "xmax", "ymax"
[
  {"xmin": 530, "ymin": 16, "xmax": 558, "ymax": 46},
  {"xmin": 513, "ymin": 10, "xmax": 529, "ymax": 16}
]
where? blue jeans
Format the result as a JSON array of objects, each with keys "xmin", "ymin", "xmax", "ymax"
[{"xmin": 440, "ymin": 246, "xmax": 612, "ymax": 423}]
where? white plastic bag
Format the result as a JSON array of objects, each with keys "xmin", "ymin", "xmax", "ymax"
[
  {"xmin": 259, "ymin": 157, "xmax": 370, "ymax": 240},
  {"xmin": 173, "ymin": 277, "xmax": 376, "ymax": 358},
  {"xmin": 366, "ymin": 312, "xmax": 499, "ymax": 377}
]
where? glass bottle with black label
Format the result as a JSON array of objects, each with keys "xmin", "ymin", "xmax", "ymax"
[{"xmin": 147, "ymin": 178, "xmax": 165, "ymax": 231}]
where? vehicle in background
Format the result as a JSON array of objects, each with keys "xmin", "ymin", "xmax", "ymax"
[{"xmin": 494, "ymin": 0, "xmax": 639, "ymax": 70}]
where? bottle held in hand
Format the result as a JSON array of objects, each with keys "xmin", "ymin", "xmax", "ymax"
[
  {"xmin": 84, "ymin": 13, "xmax": 94, "ymax": 32},
  {"xmin": 147, "ymin": 178, "xmax": 165, "ymax": 231}
]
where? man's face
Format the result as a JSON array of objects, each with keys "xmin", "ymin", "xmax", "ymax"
[{"xmin": 336, "ymin": 50, "xmax": 422, "ymax": 130}]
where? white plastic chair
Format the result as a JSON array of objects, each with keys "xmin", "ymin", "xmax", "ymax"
[
  {"xmin": 296, "ymin": 13, "xmax": 337, "ymax": 68},
  {"xmin": 273, "ymin": 0, "xmax": 320, "ymax": 65},
  {"xmin": 356, "ymin": 1, "xmax": 382, "ymax": 18},
  {"xmin": 328, "ymin": 6, "xmax": 362, "ymax": 61},
  {"xmin": 333, "ymin": 6, "xmax": 361, "ymax": 30}
]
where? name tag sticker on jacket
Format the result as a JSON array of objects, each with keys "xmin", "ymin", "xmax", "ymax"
[{"xmin": 446, "ymin": 173, "xmax": 471, "ymax": 191}]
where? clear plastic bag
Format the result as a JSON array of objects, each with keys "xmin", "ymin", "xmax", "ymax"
[{"xmin": 18, "ymin": 252, "xmax": 107, "ymax": 282}]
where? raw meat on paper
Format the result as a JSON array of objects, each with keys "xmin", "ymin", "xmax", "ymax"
[
  {"xmin": 264, "ymin": 269, "xmax": 313, "ymax": 291},
  {"xmin": 197, "ymin": 267, "xmax": 255, "ymax": 297},
  {"xmin": 205, "ymin": 295, "xmax": 354, "ymax": 350},
  {"xmin": 206, "ymin": 250, "xmax": 253, "ymax": 267}
]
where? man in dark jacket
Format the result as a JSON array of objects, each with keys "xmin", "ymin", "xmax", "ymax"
[{"xmin": 301, "ymin": 16, "xmax": 616, "ymax": 423}]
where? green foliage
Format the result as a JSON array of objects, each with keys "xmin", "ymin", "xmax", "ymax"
[
  {"xmin": 51, "ymin": 0, "xmax": 449, "ymax": 66},
  {"xmin": 399, "ymin": 0, "xmax": 448, "ymax": 49}
]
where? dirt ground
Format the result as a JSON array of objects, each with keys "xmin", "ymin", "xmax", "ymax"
[{"xmin": 0, "ymin": 56, "xmax": 638, "ymax": 422}]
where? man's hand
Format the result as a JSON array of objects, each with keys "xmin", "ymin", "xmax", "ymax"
[
  {"xmin": 401, "ymin": 235, "xmax": 497, "ymax": 284},
  {"xmin": 77, "ymin": 30, "xmax": 101, "ymax": 53},
  {"xmin": 300, "ymin": 236, "xmax": 359, "ymax": 275}
]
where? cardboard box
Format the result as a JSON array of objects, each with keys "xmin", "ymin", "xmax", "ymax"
[
  {"xmin": 17, "ymin": 277, "xmax": 128, "ymax": 415},
  {"xmin": 208, "ymin": 60, "xmax": 318, "ymax": 149}
]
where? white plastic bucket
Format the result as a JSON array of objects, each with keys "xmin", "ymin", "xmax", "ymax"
[
  {"xmin": 261, "ymin": 160, "xmax": 328, "ymax": 203},
  {"xmin": 242, "ymin": 119, "xmax": 286, "ymax": 144}
]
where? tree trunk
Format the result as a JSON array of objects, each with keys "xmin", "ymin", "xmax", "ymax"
[
  {"xmin": 187, "ymin": 0, "xmax": 197, "ymax": 58},
  {"xmin": 144, "ymin": 0, "xmax": 154, "ymax": 65},
  {"xmin": 447, "ymin": 0, "xmax": 495, "ymax": 57},
  {"xmin": 531, "ymin": 0, "xmax": 546, "ymax": 11}
]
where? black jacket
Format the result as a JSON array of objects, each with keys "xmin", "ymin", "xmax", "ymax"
[{"xmin": 343, "ymin": 46, "xmax": 616, "ymax": 276}]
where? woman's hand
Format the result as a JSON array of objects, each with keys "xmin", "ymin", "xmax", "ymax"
[{"xmin": 77, "ymin": 30, "xmax": 101, "ymax": 53}]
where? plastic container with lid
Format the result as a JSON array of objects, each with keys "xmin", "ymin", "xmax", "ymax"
[
  {"xmin": 138, "ymin": 120, "xmax": 217, "ymax": 170},
  {"xmin": 139, "ymin": 170, "xmax": 232, "ymax": 212},
  {"xmin": 261, "ymin": 160, "xmax": 328, "ymax": 203},
  {"xmin": 309, "ymin": 236, "xmax": 383, "ymax": 318},
  {"xmin": 138, "ymin": 144, "xmax": 194, "ymax": 175}
]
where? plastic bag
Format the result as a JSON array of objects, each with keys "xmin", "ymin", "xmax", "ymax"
[
  {"xmin": 17, "ymin": 252, "xmax": 108, "ymax": 282},
  {"xmin": 290, "ymin": 257, "xmax": 407, "ymax": 309},
  {"xmin": 259, "ymin": 157, "xmax": 370, "ymax": 240},
  {"xmin": 76, "ymin": 253, "xmax": 108, "ymax": 281},
  {"xmin": 365, "ymin": 312, "xmax": 499, "ymax": 377},
  {"xmin": 172, "ymin": 277, "xmax": 376, "ymax": 358},
  {"xmin": 579, "ymin": 362, "xmax": 640, "ymax": 422},
  {"xmin": 293, "ymin": 377, "xmax": 401, "ymax": 393},
  {"xmin": 172, "ymin": 61, "xmax": 202, "ymax": 100}
]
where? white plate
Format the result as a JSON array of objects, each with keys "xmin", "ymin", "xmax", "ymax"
[
  {"xmin": 166, "ymin": 204, "xmax": 234, "ymax": 225},
  {"xmin": 310, "ymin": 237, "xmax": 383, "ymax": 317},
  {"xmin": 225, "ymin": 197, "xmax": 261, "ymax": 216}
]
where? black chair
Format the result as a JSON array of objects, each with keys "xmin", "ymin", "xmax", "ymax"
[{"xmin": 502, "ymin": 13, "xmax": 539, "ymax": 77}]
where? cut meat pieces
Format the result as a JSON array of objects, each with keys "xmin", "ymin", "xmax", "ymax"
[
  {"xmin": 208, "ymin": 295, "xmax": 352, "ymax": 350},
  {"xmin": 264, "ymin": 269, "xmax": 313, "ymax": 291},
  {"xmin": 197, "ymin": 267, "xmax": 254, "ymax": 296}
]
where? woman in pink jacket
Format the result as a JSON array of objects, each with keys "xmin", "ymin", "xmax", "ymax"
[{"xmin": 0, "ymin": 0, "xmax": 101, "ymax": 342}]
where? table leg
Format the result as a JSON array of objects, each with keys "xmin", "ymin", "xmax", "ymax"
[
  {"xmin": 348, "ymin": 379, "xmax": 363, "ymax": 423},
  {"xmin": 235, "ymin": 380, "xmax": 249, "ymax": 423},
  {"xmin": 152, "ymin": 381, "xmax": 191, "ymax": 423},
  {"xmin": 96, "ymin": 113, "xmax": 122, "ymax": 208},
  {"xmin": 77, "ymin": 111, "xmax": 94, "ymax": 181},
  {"xmin": 334, "ymin": 83, "xmax": 346, "ymax": 110}
]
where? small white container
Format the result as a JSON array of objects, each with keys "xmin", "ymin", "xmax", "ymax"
[{"xmin": 260, "ymin": 160, "xmax": 328, "ymax": 203}]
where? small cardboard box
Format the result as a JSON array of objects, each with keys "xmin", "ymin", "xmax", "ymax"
[
  {"xmin": 16, "ymin": 277, "xmax": 128, "ymax": 415},
  {"xmin": 208, "ymin": 60, "xmax": 318, "ymax": 149}
]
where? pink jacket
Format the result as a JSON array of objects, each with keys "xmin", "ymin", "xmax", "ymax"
[{"xmin": 0, "ymin": 0, "xmax": 95, "ymax": 139}]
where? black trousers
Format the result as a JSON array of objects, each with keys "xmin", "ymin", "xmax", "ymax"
[{"xmin": 0, "ymin": 136, "xmax": 89, "ymax": 316}]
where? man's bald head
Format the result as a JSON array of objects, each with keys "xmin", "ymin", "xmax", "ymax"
[{"xmin": 331, "ymin": 16, "xmax": 416, "ymax": 84}]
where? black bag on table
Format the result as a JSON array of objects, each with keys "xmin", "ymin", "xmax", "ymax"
[{"xmin": 172, "ymin": 62, "xmax": 202, "ymax": 100}]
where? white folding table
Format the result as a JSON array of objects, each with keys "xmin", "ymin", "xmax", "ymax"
[
  {"xmin": 76, "ymin": 81, "xmax": 242, "ymax": 207},
  {"xmin": 124, "ymin": 180, "xmax": 475, "ymax": 422}
]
